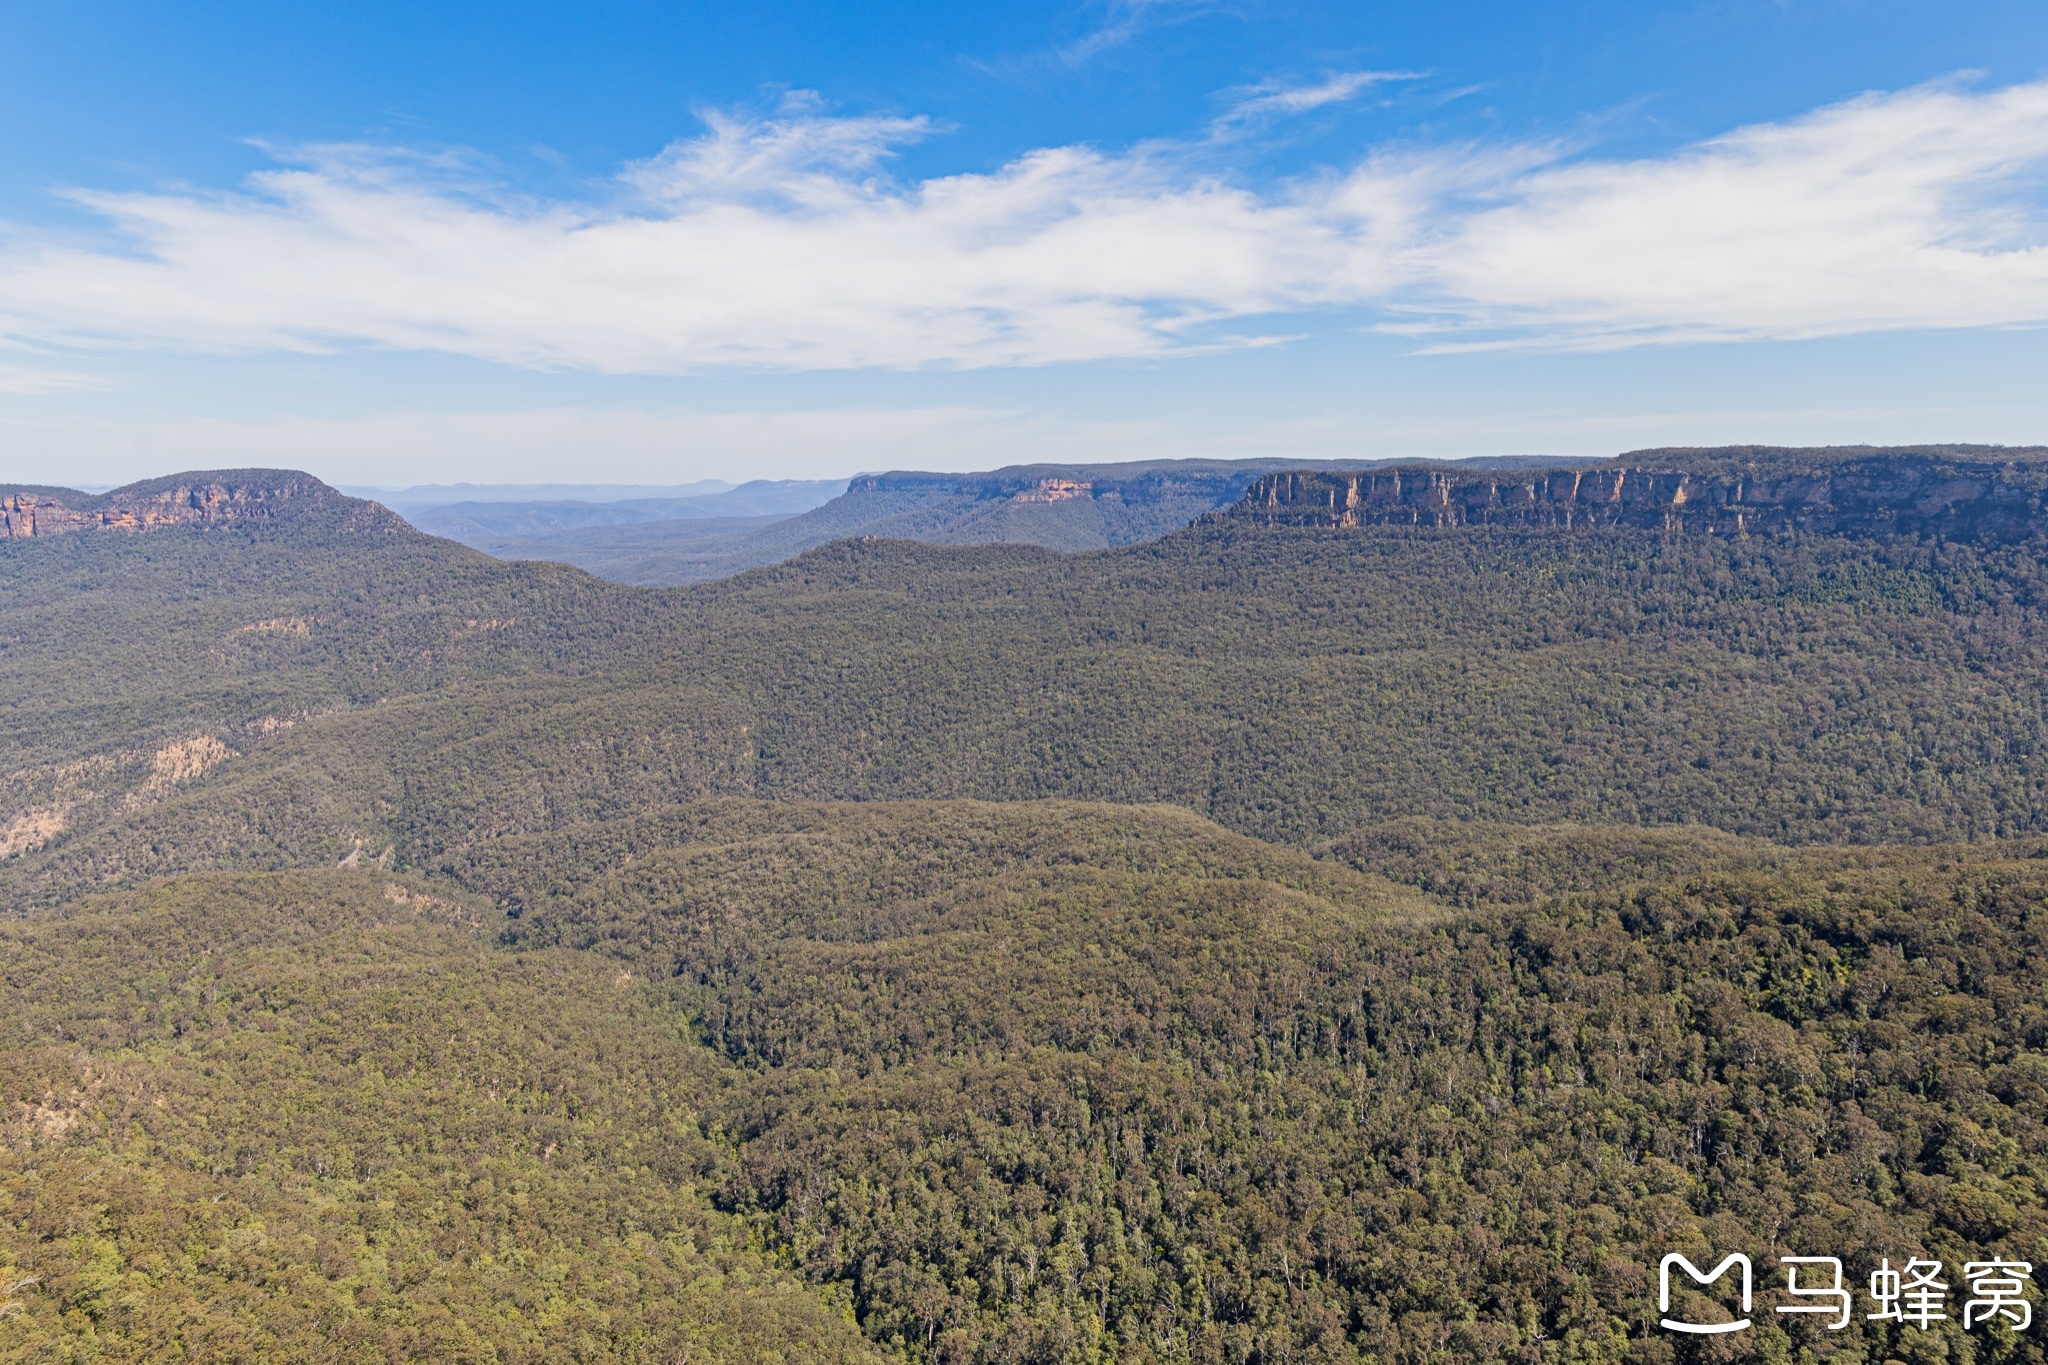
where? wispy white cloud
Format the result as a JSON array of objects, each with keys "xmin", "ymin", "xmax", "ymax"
[
  {"xmin": 962, "ymin": 0, "xmax": 1221, "ymax": 83},
  {"xmin": 1401, "ymin": 79, "xmax": 2048, "ymax": 347},
  {"xmin": 1054, "ymin": 0, "xmax": 1220, "ymax": 67},
  {"xmin": 0, "ymin": 363, "xmax": 109, "ymax": 395},
  {"xmin": 0, "ymin": 78, "xmax": 2044, "ymax": 372},
  {"xmin": 1213, "ymin": 70, "xmax": 1422, "ymax": 129},
  {"xmin": 621, "ymin": 93, "xmax": 935, "ymax": 206}
]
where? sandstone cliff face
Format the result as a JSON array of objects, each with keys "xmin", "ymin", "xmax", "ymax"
[
  {"xmin": 1, "ymin": 472, "xmax": 352, "ymax": 538},
  {"xmin": 1224, "ymin": 448, "xmax": 2048, "ymax": 542}
]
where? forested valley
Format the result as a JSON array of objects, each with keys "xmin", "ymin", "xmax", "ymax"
[{"xmin": 9, "ymin": 456, "xmax": 2048, "ymax": 1363}]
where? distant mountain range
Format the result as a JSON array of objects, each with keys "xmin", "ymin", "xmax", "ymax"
[
  {"xmin": 340, "ymin": 478, "xmax": 736, "ymax": 510},
  {"xmin": 401, "ymin": 478, "xmax": 848, "ymax": 538},
  {"xmin": 400, "ymin": 456, "xmax": 1594, "ymax": 585},
  {"xmin": 21, "ymin": 448, "xmax": 2048, "ymax": 584}
]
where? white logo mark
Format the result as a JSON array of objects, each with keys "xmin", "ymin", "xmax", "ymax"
[{"xmin": 1660, "ymin": 1253, "xmax": 1752, "ymax": 1335}]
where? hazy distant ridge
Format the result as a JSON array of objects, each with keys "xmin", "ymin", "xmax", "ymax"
[
  {"xmin": 341, "ymin": 479, "xmax": 734, "ymax": 511},
  {"xmin": 403, "ymin": 478, "xmax": 847, "ymax": 539},
  {"xmin": 448, "ymin": 456, "xmax": 1595, "ymax": 585}
]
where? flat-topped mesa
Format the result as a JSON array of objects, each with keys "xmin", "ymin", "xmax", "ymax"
[
  {"xmin": 1, "ymin": 470, "xmax": 369, "ymax": 538},
  {"xmin": 842, "ymin": 464, "xmax": 1253, "ymax": 503},
  {"xmin": 1222, "ymin": 445, "xmax": 2048, "ymax": 541}
]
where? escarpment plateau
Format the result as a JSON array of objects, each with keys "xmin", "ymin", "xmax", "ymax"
[
  {"xmin": 0, "ymin": 469, "xmax": 385, "ymax": 537},
  {"xmin": 1225, "ymin": 444, "xmax": 2048, "ymax": 541}
]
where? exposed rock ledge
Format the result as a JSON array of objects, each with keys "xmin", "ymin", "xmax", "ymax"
[
  {"xmin": 1, "ymin": 471, "xmax": 365, "ymax": 538},
  {"xmin": 1222, "ymin": 445, "xmax": 2048, "ymax": 542}
]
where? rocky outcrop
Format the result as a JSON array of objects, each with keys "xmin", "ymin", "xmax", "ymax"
[
  {"xmin": 1223, "ymin": 446, "xmax": 2048, "ymax": 542},
  {"xmin": 1011, "ymin": 479, "xmax": 1093, "ymax": 504},
  {"xmin": 1, "ymin": 471, "xmax": 364, "ymax": 538}
]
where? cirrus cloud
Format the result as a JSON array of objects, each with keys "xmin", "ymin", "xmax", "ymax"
[{"xmin": 0, "ymin": 78, "xmax": 2044, "ymax": 372}]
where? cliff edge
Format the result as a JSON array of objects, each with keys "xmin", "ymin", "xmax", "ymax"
[
  {"xmin": 1221, "ymin": 445, "xmax": 2048, "ymax": 541},
  {"xmin": 0, "ymin": 470, "xmax": 400, "ymax": 538}
]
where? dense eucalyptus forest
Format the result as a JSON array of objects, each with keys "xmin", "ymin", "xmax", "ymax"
[{"xmin": 8, "ymin": 452, "xmax": 2048, "ymax": 1363}]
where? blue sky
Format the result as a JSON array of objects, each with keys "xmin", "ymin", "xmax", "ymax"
[{"xmin": 2, "ymin": 0, "xmax": 2046, "ymax": 487}]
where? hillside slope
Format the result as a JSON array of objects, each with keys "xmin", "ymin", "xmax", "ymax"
[
  {"xmin": 18, "ymin": 458, "xmax": 2048, "ymax": 902},
  {"xmin": 11, "ymin": 808, "xmax": 2048, "ymax": 1362},
  {"xmin": 0, "ymin": 870, "xmax": 883, "ymax": 1362},
  {"xmin": 13, "ymin": 456, "xmax": 2048, "ymax": 1362},
  {"xmin": 0, "ymin": 471, "xmax": 647, "ymax": 883}
]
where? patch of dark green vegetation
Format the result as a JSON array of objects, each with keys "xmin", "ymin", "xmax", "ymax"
[
  {"xmin": 10, "ymin": 811, "xmax": 2048, "ymax": 1361},
  {"xmin": 15, "ymin": 512, "xmax": 2048, "ymax": 909},
  {"xmin": 0, "ymin": 872, "xmax": 878, "ymax": 1363},
  {"xmin": 7, "ymin": 464, "xmax": 2048, "ymax": 1361}
]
